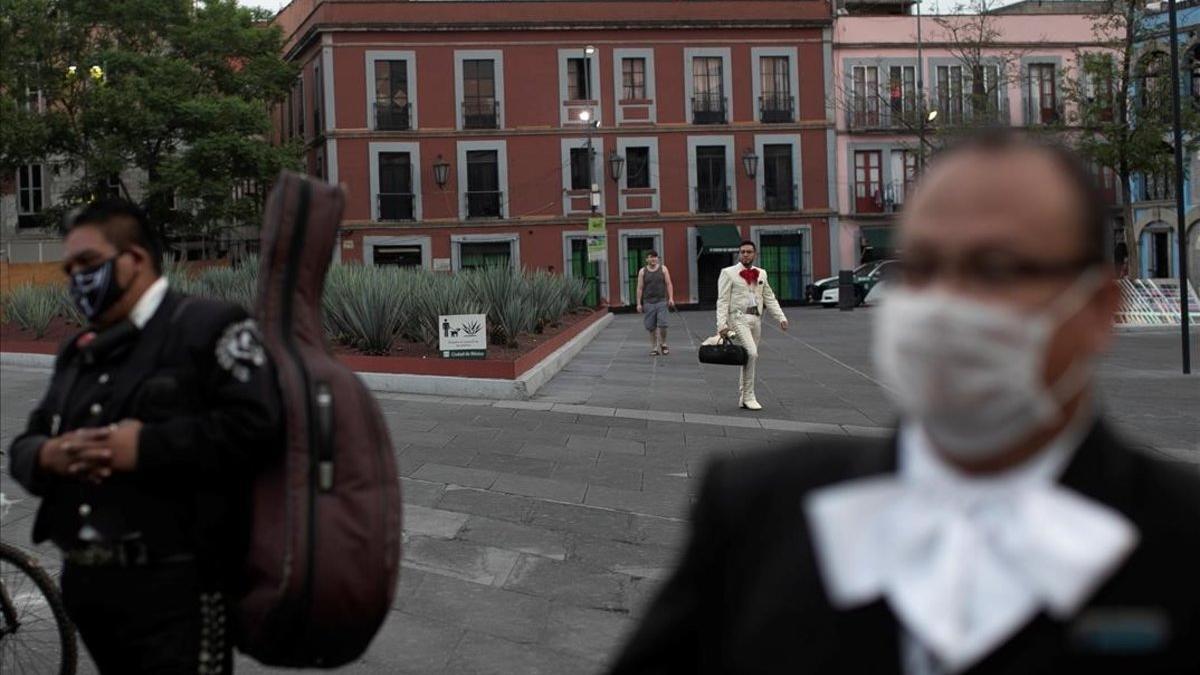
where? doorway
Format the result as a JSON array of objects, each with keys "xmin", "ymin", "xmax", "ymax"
[
  {"xmin": 697, "ymin": 250, "xmax": 735, "ymax": 305},
  {"xmin": 569, "ymin": 238, "xmax": 602, "ymax": 307}
]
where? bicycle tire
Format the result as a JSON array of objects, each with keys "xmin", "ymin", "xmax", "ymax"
[{"xmin": 0, "ymin": 541, "xmax": 77, "ymax": 675}]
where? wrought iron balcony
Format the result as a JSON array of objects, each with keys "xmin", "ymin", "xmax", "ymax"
[
  {"xmin": 374, "ymin": 102, "xmax": 411, "ymax": 131},
  {"xmin": 763, "ymin": 183, "xmax": 798, "ymax": 212},
  {"xmin": 691, "ymin": 94, "xmax": 728, "ymax": 125},
  {"xmin": 759, "ymin": 94, "xmax": 794, "ymax": 123},
  {"xmin": 463, "ymin": 98, "xmax": 500, "ymax": 129},
  {"xmin": 466, "ymin": 190, "xmax": 503, "ymax": 218},
  {"xmin": 695, "ymin": 186, "xmax": 731, "ymax": 213},
  {"xmin": 377, "ymin": 193, "xmax": 415, "ymax": 221}
]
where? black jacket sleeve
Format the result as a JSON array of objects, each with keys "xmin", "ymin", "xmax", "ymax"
[
  {"xmin": 8, "ymin": 343, "xmax": 74, "ymax": 497},
  {"xmin": 609, "ymin": 460, "xmax": 729, "ymax": 674},
  {"xmin": 135, "ymin": 306, "xmax": 281, "ymax": 484}
]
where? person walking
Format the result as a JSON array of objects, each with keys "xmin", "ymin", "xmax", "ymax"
[
  {"xmin": 636, "ymin": 250, "xmax": 675, "ymax": 355},
  {"xmin": 715, "ymin": 240, "xmax": 788, "ymax": 410},
  {"xmin": 8, "ymin": 199, "xmax": 282, "ymax": 674},
  {"xmin": 609, "ymin": 133, "xmax": 1200, "ymax": 674}
]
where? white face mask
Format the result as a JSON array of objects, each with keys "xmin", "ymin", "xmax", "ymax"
[{"xmin": 872, "ymin": 272, "xmax": 1103, "ymax": 460}]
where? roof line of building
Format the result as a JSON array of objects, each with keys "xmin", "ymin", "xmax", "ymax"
[{"xmin": 284, "ymin": 19, "xmax": 833, "ymax": 59}]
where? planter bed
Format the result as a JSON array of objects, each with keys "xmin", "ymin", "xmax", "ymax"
[{"xmin": 1, "ymin": 308, "xmax": 607, "ymax": 381}]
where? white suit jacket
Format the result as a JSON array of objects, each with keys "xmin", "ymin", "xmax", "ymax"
[{"xmin": 716, "ymin": 264, "xmax": 786, "ymax": 332}]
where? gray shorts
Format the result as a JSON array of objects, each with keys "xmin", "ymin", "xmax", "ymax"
[{"xmin": 643, "ymin": 301, "xmax": 669, "ymax": 331}]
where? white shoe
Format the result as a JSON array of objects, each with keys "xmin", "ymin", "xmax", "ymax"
[{"xmin": 740, "ymin": 398, "xmax": 763, "ymax": 411}]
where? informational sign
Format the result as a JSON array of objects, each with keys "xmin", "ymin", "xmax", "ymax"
[
  {"xmin": 587, "ymin": 216, "xmax": 607, "ymax": 263},
  {"xmin": 433, "ymin": 257, "xmax": 451, "ymax": 272},
  {"xmin": 439, "ymin": 313, "xmax": 487, "ymax": 359}
]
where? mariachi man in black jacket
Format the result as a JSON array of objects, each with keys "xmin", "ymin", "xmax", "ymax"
[
  {"xmin": 8, "ymin": 199, "xmax": 281, "ymax": 674},
  {"xmin": 610, "ymin": 134, "xmax": 1200, "ymax": 674}
]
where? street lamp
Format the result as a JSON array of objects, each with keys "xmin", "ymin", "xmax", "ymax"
[
  {"xmin": 1166, "ymin": 0, "xmax": 1193, "ymax": 373},
  {"xmin": 927, "ymin": 109, "xmax": 938, "ymax": 122},
  {"xmin": 432, "ymin": 155, "xmax": 450, "ymax": 188},
  {"xmin": 741, "ymin": 149, "xmax": 759, "ymax": 180},
  {"xmin": 608, "ymin": 151, "xmax": 625, "ymax": 181},
  {"xmin": 583, "ymin": 46, "xmax": 598, "ymax": 213}
]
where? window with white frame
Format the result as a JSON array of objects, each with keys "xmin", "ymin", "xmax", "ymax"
[
  {"xmin": 622, "ymin": 58, "xmax": 646, "ymax": 100},
  {"xmin": 760, "ymin": 57, "xmax": 793, "ymax": 122},
  {"xmin": 570, "ymin": 147, "xmax": 593, "ymax": 191},
  {"xmin": 692, "ymin": 57, "xmax": 726, "ymax": 124},
  {"xmin": 888, "ymin": 66, "xmax": 917, "ymax": 125},
  {"xmin": 462, "ymin": 58, "xmax": 500, "ymax": 129},
  {"xmin": 937, "ymin": 65, "xmax": 965, "ymax": 125},
  {"xmin": 968, "ymin": 64, "xmax": 1003, "ymax": 122},
  {"xmin": 374, "ymin": 59, "xmax": 411, "ymax": 130},
  {"xmin": 890, "ymin": 149, "xmax": 916, "ymax": 205},
  {"xmin": 851, "ymin": 66, "xmax": 880, "ymax": 127},
  {"xmin": 567, "ymin": 58, "xmax": 591, "ymax": 101},
  {"xmin": 626, "ymin": 147, "xmax": 650, "ymax": 189},
  {"xmin": 1028, "ymin": 63, "xmax": 1058, "ymax": 124},
  {"xmin": 17, "ymin": 164, "xmax": 44, "ymax": 216}
]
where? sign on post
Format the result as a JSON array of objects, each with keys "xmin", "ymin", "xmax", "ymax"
[
  {"xmin": 587, "ymin": 216, "xmax": 607, "ymax": 263},
  {"xmin": 439, "ymin": 314, "xmax": 488, "ymax": 359}
]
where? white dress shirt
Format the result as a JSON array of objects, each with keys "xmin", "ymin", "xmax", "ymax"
[
  {"xmin": 129, "ymin": 277, "xmax": 170, "ymax": 329},
  {"xmin": 805, "ymin": 411, "xmax": 1138, "ymax": 674}
]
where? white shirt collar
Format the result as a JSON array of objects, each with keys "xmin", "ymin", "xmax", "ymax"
[
  {"xmin": 805, "ymin": 411, "xmax": 1138, "ymax": 673},
  {"xmin": 129, "ymin": 277, "xmax": 169, "ymax": 329}
]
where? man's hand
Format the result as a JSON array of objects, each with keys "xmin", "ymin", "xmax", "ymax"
[
  {"xmin": 637, "ymin": 304, "xmax": 643, "ymax": 314},
  {"xmin": 668, "ymin": 300, "xmax": 676, "ymax": 310},
  {"xmin": 719, "ymin": 326, "xmax": 730, "ymax": 338},
  {"xmin": 38, "ymin": 428, "xmax": 112, "ymax": 479},
  {"xmin": 780, "ymin": 319, "xmax": 789, "ymax": 331},
  {"xmin": 74, "ymin": 419, "xmax": 143, "ymax": 480}
]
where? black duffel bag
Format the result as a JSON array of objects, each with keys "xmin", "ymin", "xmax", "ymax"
[{"xmin": 698, "ymin": 336, "xmax": 748, "ymax": 366}]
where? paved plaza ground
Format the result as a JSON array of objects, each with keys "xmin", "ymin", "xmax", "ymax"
[{"xmin": 1, "ymin": 306, "xmax": 1196, "ymax": 673}]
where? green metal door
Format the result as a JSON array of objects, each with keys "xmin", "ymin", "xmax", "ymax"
[
  {"xmin": 570, "ymin": 238, "xmax": 601, "ymax": 306},
  {"xmin": 759, "ymin": 233, "xmax": 806, "ymax": 301},
  {"xmin": 625, "ymin": 236, "xmax": 655, "ymax": 305},
  {"xmin": 460, "ymin": 241, "xmax": 511, "ymax": 270}
]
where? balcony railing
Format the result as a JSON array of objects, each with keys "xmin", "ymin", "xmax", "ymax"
[
  {"xmin": 374, "ymin": 102, "xmax": 411, "ymax": 131},
  {"xmin": 850, "ymin": 181, "xmax": 913, "ymax": 214},
  {"xmin": 759, "ymin": 94, "xmax": 794, "ymax": 123},
  {"xmin": 377, "ymin": 192, "xmax": 415, "ymax": 221},
  {"xmin": 847, "ymin": 99, "xmax": 1009, "ymax": 130},
  {"xmin": 463, "ymin": 98, "xmax": 500, "ymax": 129},
  {"xmin": 1025, "ymin": 101, "xmax": 1064, "ymax": 126},
  {"xmin": 691, "ymin": 93, "xmax": 728, "ymax": 125},
  {"xmin": 763, "ymin": 183, "xmax": 798, "ymax": 212},
  {"xmin": 466, "ymin": 190, "xmax": 503, "ymax": 218},
  {"xmin": 695, "ymin": 186, "xmax": 731, "ymax": 213}
]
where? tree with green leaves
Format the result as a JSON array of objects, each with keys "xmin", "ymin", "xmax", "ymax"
[
  {"xmin": 0, "ymin": 0, "xmax": 300, "ymax": 254},
  {"xmin": 1060, "ymin": 0, "xmax": 1200, "ymax": 271}
]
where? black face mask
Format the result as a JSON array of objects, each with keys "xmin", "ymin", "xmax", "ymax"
[{"xmin": 68, "ymin": 256, "xmax": 126, "ymax": 322}]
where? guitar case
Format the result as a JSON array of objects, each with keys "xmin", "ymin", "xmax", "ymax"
[{"xmin": 236, "ymin": 171, "xmax": 401, "ymax": 667}]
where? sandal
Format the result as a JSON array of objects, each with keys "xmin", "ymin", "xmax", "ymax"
[
  {"xmin": 660, "ymin": 345, "xmax": 669, "ymax": 355},
  {"xmin": 650, "ymin": 348, "xmax": 660, "ymax": 356}
]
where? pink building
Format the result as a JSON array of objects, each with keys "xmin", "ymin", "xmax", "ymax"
[{"xmin": 832, "ymin": 9, "xmax": 1115, "ymax": 269}]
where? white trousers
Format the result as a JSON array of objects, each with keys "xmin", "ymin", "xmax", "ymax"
[{"xmin": 731, "ymin": 315, "xmax": 762, "ymax": 401}]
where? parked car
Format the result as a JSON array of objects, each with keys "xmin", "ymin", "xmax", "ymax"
[
  {"xmin": 807, "ymin": 261, "xmax": 881, "ymax": 305},
  {"xmin": 862, "ymin": 260, "xmax": 901, "ymax": 305},
  {"xmin": 812, "ymin": 260, "xmax": 896, "ymax": 307}
]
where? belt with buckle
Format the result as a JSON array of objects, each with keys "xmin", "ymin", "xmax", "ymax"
[
  {"xmin": 64, "ymin": 542, "xmax": 194, "ymax": 568},
  {"xmin": 744, "ymin": 307, "xmax": 760, "ymax": 316}
]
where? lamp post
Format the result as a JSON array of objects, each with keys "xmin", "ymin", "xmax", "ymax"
[
  {"xmin": 916, "ymin": 0, "xmax": 928, "ymax": 174},
  {"xmin": 583, "ymin": 45, "xmax": 599, "ymax": 213},
  {"xmin": 1166, "ymin": 0, "xmax": 1192, "ymax": 374}
]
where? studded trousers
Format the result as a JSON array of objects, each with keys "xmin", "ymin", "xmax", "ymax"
[
  {"xmin": 730, "ymin": 314, "xmax": 762, "ymax": 402},
  {"xmin": 62, "ymin": 561, "xmax": 232, "ymax": 674}
]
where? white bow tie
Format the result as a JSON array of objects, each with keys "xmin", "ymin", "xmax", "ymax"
[{"xmin": 805, "ymin": 458, "xmax": 1137, "ymax": 673}]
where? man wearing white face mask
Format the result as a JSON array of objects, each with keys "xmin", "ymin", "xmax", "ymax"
[{"xmin": 609, "ymin": 132, "xmax": 1200, "ymax": 675}]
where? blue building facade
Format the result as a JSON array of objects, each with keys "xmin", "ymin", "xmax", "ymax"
[{"xmin": 1131, "ymin": 4, "xmax": 1200, "ymax": 283}]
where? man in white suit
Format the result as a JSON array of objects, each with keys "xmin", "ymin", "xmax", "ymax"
[{"xmin": 716, "ymin": 240, "xmax": 788, "ymax": 410}]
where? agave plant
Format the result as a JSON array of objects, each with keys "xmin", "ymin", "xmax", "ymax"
[
  {"xmin": 56, "ymin": 284, "xmax": 85, "ymax": 327},
  {"xmin": 197, "ymin": 259, "xmax": 258, "ymax": 311},
  {"xmin": 2, "ymin": 284, "xmax": 61, "ymax": 338},
  {"xmin": 322, "ymin": 265, "xmax": 412, "ymax": 354},
  {"xmin": 413, "ymin": 272, "xmax": 483, "ymax": 347}
]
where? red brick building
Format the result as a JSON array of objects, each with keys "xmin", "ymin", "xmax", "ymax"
[{"xmin": 272, "ymin": 0, "xmax": 835, "ymax": 306}]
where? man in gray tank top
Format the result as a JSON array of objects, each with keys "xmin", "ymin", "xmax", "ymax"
[{"xmin": 636, "ymin": 251, "xmax": 675, "ymax": 355}]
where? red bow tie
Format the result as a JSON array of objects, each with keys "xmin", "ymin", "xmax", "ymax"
[{"xmin": 739, "ymin": 267, "xmax": 759, "ymax": 285}]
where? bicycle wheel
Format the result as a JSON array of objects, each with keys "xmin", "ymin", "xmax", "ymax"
[{"xmin": 0, "ymin": 541, "xmax": 77, "ymax": 674}]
